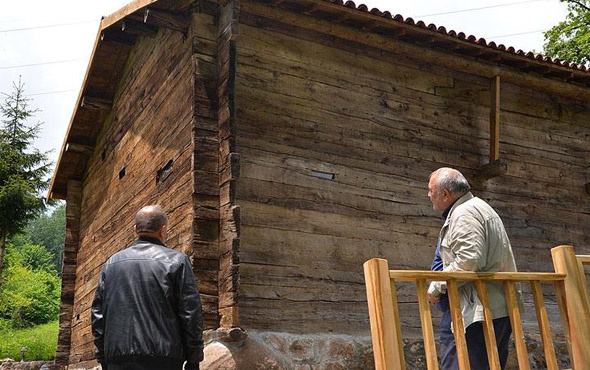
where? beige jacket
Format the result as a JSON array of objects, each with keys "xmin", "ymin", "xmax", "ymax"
[{"xmin": 428, "ymin": 192, "xmax": 519, "ymax": 329}]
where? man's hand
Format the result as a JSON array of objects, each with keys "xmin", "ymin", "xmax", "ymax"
[{"xmin": 428, "ymin": 291, "xmax": 440, "ymax": 305}]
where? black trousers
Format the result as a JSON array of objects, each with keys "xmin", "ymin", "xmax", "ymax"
[{"xmin": 439, "ymin": 296, "xmax": 512, "ymax": 370}]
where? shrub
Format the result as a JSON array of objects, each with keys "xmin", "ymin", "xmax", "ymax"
[{"xmin": 0, "ymin": 243, "xmax": 60, "ymax": 328}]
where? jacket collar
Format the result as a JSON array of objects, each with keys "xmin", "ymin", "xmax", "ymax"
[
  {"xmin": 442, "ymin": 191, "xmax": 474, "ymax": 228},
  {"xmin": 136, "ymin": 236, "xmax": 166, "ymax": 247}
]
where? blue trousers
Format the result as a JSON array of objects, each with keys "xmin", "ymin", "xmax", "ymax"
[{"xmin": 438, "ymin": 295, "xmax": 512, "ymax": 370}]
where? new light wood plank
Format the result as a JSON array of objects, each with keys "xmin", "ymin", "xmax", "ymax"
[
  {"xmin": 363, "ymin": 258, "xmax": 405, "ymax": 370},
  {"xmin": 530, "ymin": 280, "xmax": 558, "ymax": 370},
  {"xmin": 447, "ymin": 280, "xmax": 470, "ymax": 370},
  {"xmin": 474, "ymin": 280, "xmax": 501, "ymax": 369},
  {"xmin": 553, "ymin": 280, "xmax": 573, "ymax": 365},
  {"xmin": 389, "ymin": 270, "xmax": 565, "ymax": 282},
  {"xmin": 416, "ymin": 279, "xmax": 439, "ymax": 370},
  {"xmin": 551, "ymin": 246, "xmax": 590, "ymax": 369},
  {"xmin": 503, "ymin": 281, "xmax": 530, "ymax": 370}
]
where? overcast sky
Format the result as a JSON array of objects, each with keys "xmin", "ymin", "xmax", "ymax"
[{"xmin": 0, "ymin": 0, "xmax": 568, "ymax": 170}]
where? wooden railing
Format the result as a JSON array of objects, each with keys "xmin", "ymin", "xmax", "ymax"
[{"xmin": 364, "ymin": 245, "xmax": 590, "ymax": 370}]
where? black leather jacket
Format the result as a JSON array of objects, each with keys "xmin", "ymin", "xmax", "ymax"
[{"xmin": 91, "ymin": 237, "xmax": 204, "ymax": 367}]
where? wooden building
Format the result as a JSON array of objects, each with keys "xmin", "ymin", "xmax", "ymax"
[{"xmin": 49, "ymin": 0, "xmax": 590, "ymax": 368}]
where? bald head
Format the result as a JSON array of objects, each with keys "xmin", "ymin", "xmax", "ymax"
[
  {"xmin": 135, "ymin": 205, "xmax": 168, "ymax": 235},
  {"xmin": 427, "ymin": 168, "xmax": 471, "ymax": 212},
  {"xmin": 429, "ymin": 167, "xmax": 471, "ymax": 196}
]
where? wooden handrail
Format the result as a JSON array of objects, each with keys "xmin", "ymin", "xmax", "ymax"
[
  {"xmin": 364, "ymin": 246, "xmax": 590, "ymax": 370},
  {"xmin": 389, "ymin": 270, "xmax": 566, "ymax": 282},
  {"xmin": 577, "ymin": 255, "xmax": 590, "ymax": 265}
]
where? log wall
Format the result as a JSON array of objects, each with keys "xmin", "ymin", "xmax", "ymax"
[
  {"xmin": 192, "ymin": 7, "xmax": 222, "ymax": 330},
  {"xmin": 234, "ymin": 4, "xmax": 590, "ymax": 336},
  {"xmin": 67, "ymin": 27, "xmax": 195, "ymax": 367}
]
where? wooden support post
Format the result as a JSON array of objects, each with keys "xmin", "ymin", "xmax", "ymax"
[
  {"xmin": 490, "ymin": 75, "xmax": 501, "ymax": 161},
  {"xmin": 363, "ymin": 258, "xmax": 405, "ymax": 370},
  {"xmin": 476, "ymin": 75, "xmax": 507, "ymax": 180},
  {"xmin": 474, "ymin": 281, "xmax": 501, "ymax": 369},
  {"xmin": 530, "ymin": 281, "xmax": 558, "ymax": 369},
  {"xmin": 447, "ymin": 280, "xmax": 470, "ymax": 370},
  {"xmin": 416, "ymin": 279, "xmax": 439, "ymax": 370},
  {"xmin": 551, "ymin": 245, "xmax": 590, "ymax": 368},
  {"xmin": 503, "ymin": 281, "xmax": 530, "ymax": 370}
]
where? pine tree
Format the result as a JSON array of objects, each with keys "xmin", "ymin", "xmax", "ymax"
[{"xmin": 0, "ymin": 77, "xmax": 52, "ymax": 298}]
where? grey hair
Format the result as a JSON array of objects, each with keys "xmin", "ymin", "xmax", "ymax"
[
  {"xmin": 135, "ymin": 205, "xmax": 168, "ymax": 233},
  {"xmin": 429, "ymin": 167, "xmax": 471, "ymax": 195}
]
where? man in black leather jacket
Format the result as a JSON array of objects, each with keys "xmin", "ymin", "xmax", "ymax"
[{"xmin": 91, "ymin": 205, "xmax": 204, "ymax": 370}]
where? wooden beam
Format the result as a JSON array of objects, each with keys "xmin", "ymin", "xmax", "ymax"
[
  {"xmin": 65, "ymin": 143, "xmax": 94, "ymax": 156},
  {"xmin": 80, "ymin": 96, "xmax": 112, "ymax": 111},
  {"xmin": 490, "ymin": 75, "xmax": 501, "ymax": 161},
  {"xmin": 121, "ymin": 19, "xmax": 158, "ymax": 37},
  {"xmin": 100, "ymin": 29, "xmax": 136, "ymax": 46},
  {"xmin": 476, "ymin": 159, "xmax": 507, "ymax": 180},
  {"xmin": 144, "ymin": 8, "xmax": 189, "ymax": 33}
]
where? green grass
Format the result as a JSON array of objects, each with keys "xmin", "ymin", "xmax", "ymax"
[{"xmin": 0, "ymin": 320, "xmax": 58, "ymax": 361}]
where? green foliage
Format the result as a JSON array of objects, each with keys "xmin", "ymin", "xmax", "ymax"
[
  {"xmin": 10, "ymin": 204, "xmax": 65, "ymax": 274},
  {"xmin": 0, "ymin": 320, "xmax": 58, "ymax": 361},
  {"xmin": 0, "ymin": 77, "xmax": 52, "ymax": 296},
  {"xmin": 543, "ymin": 0, "xmax": 590, "ymax": 65},
  {"xmin": 9, "ymin": 242, "xmax": 56, "ymax": 275},
  {"xmin": 0, "ymin": 243, "xmax": 60, "ymax": 328}
]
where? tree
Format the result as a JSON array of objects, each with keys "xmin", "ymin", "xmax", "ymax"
[
  {"xmin": 543, "ymin": 0, "xmax": 590, "ymax": 65},
  {"xmin": 23, "ymin": 204, "xmax": 65, "ymax": 273},
  {"xmin": 0, "ymin": 78, "xmax": 52, "ymax": 297}
]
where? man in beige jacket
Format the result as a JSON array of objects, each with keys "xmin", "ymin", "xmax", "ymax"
[{"xmin": 427, "ymin": 167, "xmax": 517, "ymax": 370}]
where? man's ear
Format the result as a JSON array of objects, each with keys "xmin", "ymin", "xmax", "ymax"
[{"xmin": 133, "ymin": 225, "xmax": 137, "ymax": 234}]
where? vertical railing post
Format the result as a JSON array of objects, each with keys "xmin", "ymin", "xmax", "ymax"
[
  {"xmin": 503, "ymin": 281, "xmax": 530, "ymax": 370},
  {"xmin": 416, "ymin": 279, "xmax": 439, "ymax": 370},
  {"xmin": 447, "ymin": 280, "xmax": 470, "ymax": 370},
  {"xmin": 364, "ymin": 258, "xmax": 405, "ymax": 370},
  {"xmin": 551, "ymin": 245, "xmax": 590, "ymax": 369}
]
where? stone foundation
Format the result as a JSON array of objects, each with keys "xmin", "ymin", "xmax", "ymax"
[
  {"xmin": 201, "ymin": 328, "xmax": 571, "ymax": 370},
  {"xmin": 29, "ymin": 328, "xmax": 572, "ymax": 369},
  {"xmin": 0, "ymin": 361, "xmax": 54, "ymax": 370}
]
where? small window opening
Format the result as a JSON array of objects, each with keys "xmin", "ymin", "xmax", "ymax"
[
  {"xmin": 101, "ymin": 150, "xmax": 106, "ymax": 161},
  {"xmin": 311, "ymin": 170, "xmax": 335, "ymax": 180},
  {"xmin": 76, "ymin": 314, "xmax": 80, "ymax": 321},
  {"xmin": 119, "ymin": 166, "xmax": 126, "ymax": 179},
  {"xmin": 156, "ymin": 159, "xmax": 174, "ymax": 184}
]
